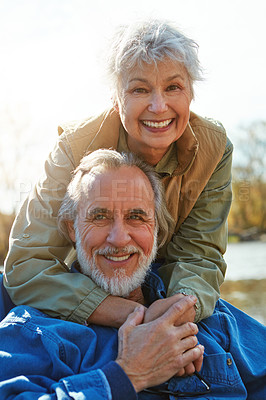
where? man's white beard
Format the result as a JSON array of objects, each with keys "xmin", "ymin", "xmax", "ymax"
[{"xmin": 74, "ymin": 225, "xmax": 158, "ymax": 297}]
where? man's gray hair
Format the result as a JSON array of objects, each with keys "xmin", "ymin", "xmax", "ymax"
[
  {"xmin": 106, "ymin": 19, "xmax": 203, "ymax": 99},
  {"xmin": 58, "ymin": 149, "xmax": 174, "ymax": 249}
]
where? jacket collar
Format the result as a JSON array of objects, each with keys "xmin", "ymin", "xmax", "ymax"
[{"xmin": 173, "ymin": 117, "xmax": 199, "ymax": 176}]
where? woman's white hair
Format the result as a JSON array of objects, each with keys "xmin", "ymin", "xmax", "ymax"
[
  {"xmin": 106, "ymin": 19, "xmax": 203, "ymax": 99},
  {"xmin": 58, "ymin": 149, "xmax": 174, "ymax": 249}
]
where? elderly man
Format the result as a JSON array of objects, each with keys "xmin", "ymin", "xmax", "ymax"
[
  {"xmin": 0, "ymin": 149, "xmax": 204, "ymax": 399},
  {"xmin": 0, "ymin": 150, "xmax": 265, "ymax": 400}
]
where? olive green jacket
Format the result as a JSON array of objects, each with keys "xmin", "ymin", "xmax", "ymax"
[{"xmin": 4, "ymin": 108, "xmax": 233, "ymax": 323}]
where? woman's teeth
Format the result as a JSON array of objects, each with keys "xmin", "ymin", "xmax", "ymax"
[{"xmin": 142, "ymin": 119, "xmax": 172, "ymax": 128}]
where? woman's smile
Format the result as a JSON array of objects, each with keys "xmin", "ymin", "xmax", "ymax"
[{"xmin": 141, "ymin": 118, "xmax": 174, "ymax": 129}]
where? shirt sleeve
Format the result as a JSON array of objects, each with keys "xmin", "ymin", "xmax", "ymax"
[
  {"xmin": 61, "ymin": 363, "xmax": 137, "ymax": 400},
  {"xmin": 159, "ymin": 138, "xmax": 233, "ymax": 322},
  {"xmin": 4, "ymin": 134, "xmax": 109, "ymax": 324},
  {"xmin": 0, "ymin": 310, "xmax": 137, "ymax": 400},
  {"xmin": 0, "ymin": 372, "xmax": 113, "ymax": 400},
  {"xmin": 0, "ymin": 362, "xmax": 135, "ymax": 400}
]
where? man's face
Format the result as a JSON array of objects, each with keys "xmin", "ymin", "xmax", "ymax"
[{"xmin": 68, "ymin": 166, "xmax": 157, "ymax": 296}]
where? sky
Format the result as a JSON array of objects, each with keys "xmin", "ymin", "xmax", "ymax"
[{"xmin": 1, "ymin": 0, "xmax": 266, "ymax": 212}]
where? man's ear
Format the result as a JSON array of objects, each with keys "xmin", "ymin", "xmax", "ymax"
[{"xmin": 65, "ymin": 220, "xmax": 76, "ymax": 243}]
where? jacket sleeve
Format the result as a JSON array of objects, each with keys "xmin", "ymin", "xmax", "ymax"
[
  {"xmin": 4, "ymin": 134, "xmax": 109, "ymax": 324},
  {"xmin": 159, "ymin": 138, "xmax": 233, "ymax": 322}
]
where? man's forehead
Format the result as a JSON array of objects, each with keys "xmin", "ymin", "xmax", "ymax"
[{"xmin": 83, "ymin": 167, "xmax": 155, "ymax": 203}]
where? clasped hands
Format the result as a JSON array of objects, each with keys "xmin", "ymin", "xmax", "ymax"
[{"xmin": 116, "ymin": 293, "xmax": 204, "ymax": 393}]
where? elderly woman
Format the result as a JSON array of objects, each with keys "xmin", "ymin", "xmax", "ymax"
[{"xmin": 4, "ymin": 19, "xmax": 232, "ymax": 326}]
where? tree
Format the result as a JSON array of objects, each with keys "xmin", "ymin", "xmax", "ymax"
[
  {"xmin": 229, "ymin": 121, "xmax": 266, "ymax": 233},
  {"xmin": 0, "ymin": 104, "xmax": 31, "ymax": 263},
  {"xmin": 0, "ymin": 212, "xmax": 15, "ymax": 265}
]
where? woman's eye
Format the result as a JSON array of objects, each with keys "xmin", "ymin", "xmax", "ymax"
[
  {"xmin": 133, "ymin": 88, "xmax": 148, "ymax": 94},
  {"xmin": 166, "ymin": 84, "xmax": 181, "ymax": 91}
]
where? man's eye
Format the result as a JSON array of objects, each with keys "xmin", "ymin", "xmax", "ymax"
[
  {"xmin": 94, "ymin": 214, "xmax": 107, "ymax": 220},
  {"xmin": 128, "ymin": 214, "xmax": 143, "ymax": 221}
]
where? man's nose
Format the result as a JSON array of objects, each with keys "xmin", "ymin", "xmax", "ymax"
[
  {"xmin": 148, "ymin": 91, "xmax": 168, "ymax": 114},
  {"xmin": 106, "ymin": 219, "xmax": 131, "ymax": 248}
]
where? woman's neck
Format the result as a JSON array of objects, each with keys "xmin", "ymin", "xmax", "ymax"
[{"xmin": 127, "ymin": 137, "xmax": 168, "ymax": 166}]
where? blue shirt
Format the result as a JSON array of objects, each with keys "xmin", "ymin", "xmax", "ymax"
[
  {"xmin": 0, "ymin": 270, "xmax": 167, "ymax": 400},
  {"xmin": 0, "ymin": 271, "xmax": 265, "ymax": 399}
]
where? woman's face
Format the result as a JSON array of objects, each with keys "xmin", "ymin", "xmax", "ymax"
[{"xmin": 115, "ymin": 58, "xmax": 192, "ymax": 163}]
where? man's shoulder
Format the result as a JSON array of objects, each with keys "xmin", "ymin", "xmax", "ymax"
[
  {"xmin": 0, "ymin": 305, "xmax": 97, "ymax": 352},
  {"xmin": 1, "ymin": 305, "xmax": 46, "ymax": 325},
  {"xmin": 1, "ymin": 305, "xmax": 77, "ymax": 335}
]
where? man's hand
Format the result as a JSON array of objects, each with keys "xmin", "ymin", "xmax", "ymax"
[
  {"xmin": 144, "ymin": 293, "xmax": 198, "ymax": 376},
  {"xmin": 115, "ymin": 296, "xmax": 204, "ymax": 393},
  {"xmin": 144, "ymin": 293, "xmax": 196, "ymax": 326}
]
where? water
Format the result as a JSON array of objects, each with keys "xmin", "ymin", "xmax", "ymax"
[{"xmin": 224, "ymin": 241, "xmax": 266, "ymax": 281}]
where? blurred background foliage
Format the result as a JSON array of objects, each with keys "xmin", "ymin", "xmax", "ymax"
[
  {"xmin": 0, "ymin": 212, "xmax": 15, "ymax": 265},
  {"xmin": 228, "ymin": 121, "xmax": 266, "ymax": 238}
]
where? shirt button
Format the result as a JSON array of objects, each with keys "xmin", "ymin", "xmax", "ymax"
[
  {"xmin": 227, "ymin": 358, "xmax": 233, "ymax": 366},
  {"xmin": 22, "ymin": 233, "xmax": 30, "ymax": 238}
]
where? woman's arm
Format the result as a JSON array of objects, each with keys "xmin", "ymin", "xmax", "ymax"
[{"xmin": 159, "ymin": 139, "xmax": 233, "ymax": 322}]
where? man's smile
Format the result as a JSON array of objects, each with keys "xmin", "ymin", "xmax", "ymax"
[{"xmin": 104, "ymin": 253, "xmax": 134, "ymax": 262}]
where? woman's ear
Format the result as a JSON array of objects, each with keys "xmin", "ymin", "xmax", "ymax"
[
  {"xmin": 65, "ymin": 220, "xmax": 76, "ymax": 243},
  {"xmin": 112, "ymin": 96, "xmax": 119, "ymax": 113}
]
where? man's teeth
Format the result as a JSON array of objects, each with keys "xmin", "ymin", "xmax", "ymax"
[
  {"xmin": 105, "ymin": 255, "xmax": 131, "ymax": 261},
  {"xmin": 142, "ymin": 119, "xmax": 172, "ymax": 128}
]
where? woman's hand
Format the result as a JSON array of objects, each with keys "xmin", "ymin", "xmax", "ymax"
[{"xmin": 144, "ymin": 293, "xmax": 196, "ymax": 326}]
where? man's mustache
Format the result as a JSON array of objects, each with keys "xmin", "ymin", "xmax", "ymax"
[{"xmin": 95, "ymin": 246, "xmax": 141, "ymax": 256}]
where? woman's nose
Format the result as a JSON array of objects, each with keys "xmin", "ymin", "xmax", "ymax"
[{"xmin": 148, "ymin": 91, "xmax": 168, "ymax": 114}]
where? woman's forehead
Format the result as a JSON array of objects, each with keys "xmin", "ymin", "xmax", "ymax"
[{"xmin": 120, "ymin": 58, "xmax": 189, "ymax": 87}]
